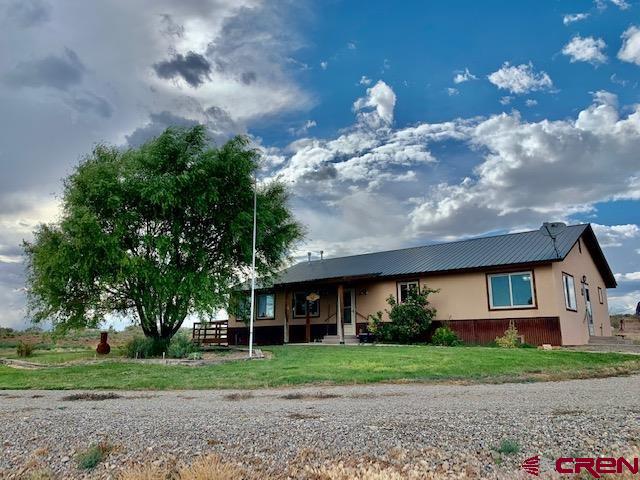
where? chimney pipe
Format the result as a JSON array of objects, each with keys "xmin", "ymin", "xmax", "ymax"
[
  {"xmin": 307, "ymin": 252, "xmax": 311, "ymax": 263},
  {"xmin": 320, "ymin": 250, "xmax": 324, "ymax": 261}
]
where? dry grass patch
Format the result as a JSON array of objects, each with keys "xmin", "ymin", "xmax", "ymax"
[
  {"xmin": 287, "ymin": 412, "xmax": 320, "ymax": 420},
  {"xmin": 280, "ymin": 392, "xmax": 341, "ymax": 400},
  {"xmin": 222, "ymin": 392, "xmax": 254, "ymax": 401},
  {"xmin": 62, "ymin": 392, "xmax": 121, "ymax": 401},
  {"xmin": 119, "ymin": 455, "xmax": 247, "ymax": 480}
]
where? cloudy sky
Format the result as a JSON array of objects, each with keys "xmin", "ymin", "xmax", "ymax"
[{"xmin": 1, "ymin": 0, "xmax": 640, "ymax": 329}]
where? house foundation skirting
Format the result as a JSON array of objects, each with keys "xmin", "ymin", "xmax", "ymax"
[
  {"xmin": 228, "ymin": 316, "xmax": 562, "ymax": 346},
  {"xmin": 434, "ymin": 317, "xmax": 562, "ymax": 346}
]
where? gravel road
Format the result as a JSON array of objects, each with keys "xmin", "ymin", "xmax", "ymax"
[{"xmin": 2, "ymin": 375, "xmax": 640, "ymax": 479}]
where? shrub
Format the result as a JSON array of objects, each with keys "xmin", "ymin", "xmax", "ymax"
[
  {"xmin": 167, "ymin": 334, "xmax": 201, "ymax": 359},
  {"xmin": 16, "ymin": 341, "xmax": 35, "ymax": 357},
  {"xmin": 494, "ymin": 439, "xmax": 520, "ymax": 455},
  {"xmin": 75, "ymin": 441, "xmax": 113, "ymax": 470},
  {"xmin": 124, "ymin": 337, "xmax": 169, "ymax": 358},
  {"xmin": 368, "ymin": 287, "xmax": 437, "ymax": 344},
  {"xmin": 495, "ymin": 321, "xmax": 520, "ymax": 348},
  {"xmin": 431, "ymin": 326, "xmax": 462, "ymax": 346}
]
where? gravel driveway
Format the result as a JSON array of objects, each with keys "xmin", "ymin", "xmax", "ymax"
[{"xmin": 2, "ymin": 375, "xmax": 640, "ymax": 479}]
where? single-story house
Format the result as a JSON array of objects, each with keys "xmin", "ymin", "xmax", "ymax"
[{"xmin": 227, "ymin": 223, "xmax": 616, "ymax": 346}]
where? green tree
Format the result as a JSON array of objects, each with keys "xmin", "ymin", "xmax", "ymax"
[
  {"xmin": 368, "ymin": 287, "xmax": 438, "ymax": 343},
  {"xmin": 24, "ymin": 126, "xmax": 302, "ymax": 340}
]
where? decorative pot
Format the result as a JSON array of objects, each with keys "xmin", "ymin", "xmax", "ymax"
[{"xmin": 96, "ymin": 331, "xmax": 111, "ymax": 355}]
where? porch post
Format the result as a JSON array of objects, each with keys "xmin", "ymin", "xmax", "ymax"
[
  {"xmin": 305, "ymin": 298, "xmax": 311, "ymax": 343},
  {"xmin": 337, "ymin": 284, "xmax": 344, "ymax": 344},
  {"xmin": 283, "ymin": 290, "xmax": 289, "ymax": 344}
]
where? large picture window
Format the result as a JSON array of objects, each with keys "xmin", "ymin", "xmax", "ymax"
[
  {"xmin": 397, "ymin": 281, "xmax": 419, "ymax": 303},
  {"xmin": 488, "ymin": 272, "xmax": 535, "ymax": 309},
  {"xmin": 293, "ymin": 292, "xmax": 320, "ymax": 318},
  {"xmin": 562, "ymin": 273, "xmax": 577, "ymax": 311},
  {"xmin": 256, "ymin": 293, "xmax": 275, "ymax": 319}
]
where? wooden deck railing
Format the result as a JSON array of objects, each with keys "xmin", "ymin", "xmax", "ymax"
[{"xmin": 192, "ymin": 320, "xmax": 228, "ymax": 346}]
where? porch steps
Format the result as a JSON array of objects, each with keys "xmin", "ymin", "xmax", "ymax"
[
  {"xmin": 322, "ymin": 334, "xmax": 360, "ymax": 345},
  {"xmin": 588, "ymin": 335, "xmax": 634, "ymax": 345}
]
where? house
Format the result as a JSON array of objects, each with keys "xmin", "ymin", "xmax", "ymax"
[{"xmin": 227, "ymin": 223, "xmax": 616, "ymax": 346}]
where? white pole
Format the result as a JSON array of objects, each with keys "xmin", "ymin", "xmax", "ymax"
[{"xmin": 248, "ymin": 174, "xmax": 257, "ymax": 358}]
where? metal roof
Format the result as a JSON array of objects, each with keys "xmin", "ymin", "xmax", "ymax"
[{"xmin": 269, "ymin": 223, "xmax": 616, "ymax": 288}]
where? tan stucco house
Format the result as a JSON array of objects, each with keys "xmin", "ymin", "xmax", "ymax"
[{"xmin": 228, "ymin": 224, "xmax": 616, "ymax": 346}]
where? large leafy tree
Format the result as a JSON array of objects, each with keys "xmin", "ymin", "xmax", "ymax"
[{"xmin": 24, "ymin": 126, "xmax": 302, "ymax": 339}]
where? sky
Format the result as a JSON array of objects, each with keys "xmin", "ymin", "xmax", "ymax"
[{"xmin": 1, "ymin": 0, "xmax": 640, "ymax": 330}]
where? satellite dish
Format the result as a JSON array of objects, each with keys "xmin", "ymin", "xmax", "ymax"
[{"xmin": 539, "ymin": 222, "xmax": 567, "ymax": 240}]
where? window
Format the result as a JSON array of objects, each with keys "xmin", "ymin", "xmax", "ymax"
[
  {"xmin": 293, "ymin": 292, "xmax": 320, "ymax": 317},
  {"xmin": 256, "ymin": 293, "xmax": 275, "ymax": 319},
  {"xmin": 488, "ymin": 272, "xmax": 535, "ymax": 309},
  {"xmin": 597, "ymin": 286, "xmax": 604, "ymax": 304},
  {"xmin": 397, "ymin": 281, "xmax": 419, "ymax": 303},
  {"xmin": 562, "ymin": 273, "xmax": 577, "ymax": 311}
]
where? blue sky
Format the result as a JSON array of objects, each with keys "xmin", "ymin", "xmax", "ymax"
[{"xmin": 0, "ymin": 0, "xmax": 639, "ymax": 329}]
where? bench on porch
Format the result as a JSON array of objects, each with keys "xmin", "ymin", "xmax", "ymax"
[{"xmin": 192, "ymin": 320, "xmax": 228, "ymax": 346}]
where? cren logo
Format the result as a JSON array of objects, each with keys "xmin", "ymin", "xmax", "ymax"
[{"xmin": 521, "ymin": 455, "xmax": 540, "ymax": 476}]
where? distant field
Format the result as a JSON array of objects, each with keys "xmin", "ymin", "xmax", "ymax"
[{"xmin": 1, "ymin": 345, "xmax": 639, "ymax": 390}]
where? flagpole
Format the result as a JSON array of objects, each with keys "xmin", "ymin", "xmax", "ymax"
[{"xmin": 248, "ymin": 173, "xmax": 257, "ymax": 358}]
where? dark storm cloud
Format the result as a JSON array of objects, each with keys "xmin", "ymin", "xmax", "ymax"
[
  {"xmin": 5, "ymin": 0, "xmax": 51, "ymax": 28},
  {"xmin": 4, "ymin": 48, "xmax": 85, "ymax": 90},
  {"xmin": 301, "ymin": 164, "xmax": 338, "ymax": 181},
  {"xmin": 65, "ymin": 92, "xmax": 114, "ymax": 118},
  {"xmin": 153, "ymin": 52, "xmax": 211, "ymax": 87},
  {"xmin": 125, "ymin": 111, "xmax": 199, "ymax": 147},
  {"xmin": 125, "ymin": 107, "xmax": 242, "ymax": 148},
  {"xmin": 241, "ymin": 71, "xmax": 257, "ymax": 84}
]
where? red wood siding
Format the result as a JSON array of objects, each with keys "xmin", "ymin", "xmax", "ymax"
[{"xmin": 443, "ymin": 317, "xmax": 562, "ymax": 346}]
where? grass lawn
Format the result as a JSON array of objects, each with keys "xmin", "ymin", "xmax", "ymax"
[{"xmin": 1, "ymin": 345, "xmax": 639, "ymax": 390}]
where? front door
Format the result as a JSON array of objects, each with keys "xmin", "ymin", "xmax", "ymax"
[
  {"xmin": 342, "ymin": 288, "xmax": 356, "ymax": 336},
  {"xmin": 585, "ymin": 287, "xmax": 595, "ymax": 336}
]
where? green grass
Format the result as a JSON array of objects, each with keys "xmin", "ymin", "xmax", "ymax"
[
  {"xmin": 495, "ymin": 439, "xmax": 520, "ymax": 455},
  {"xmin": 75, "ymin": 442, "xmax": 113, "ymax": 470},
  {"xmin": 0, "ymin": 348, "xmax": 119, "ymax": 364},
  {"xmin": 1, "ymin": 345, "xmax": 639, "ymax": 390}
]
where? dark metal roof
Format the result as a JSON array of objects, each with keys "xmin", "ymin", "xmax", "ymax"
[{"xmin": 270, "ymin": 223, "xmax": 616, "ymax": 288}]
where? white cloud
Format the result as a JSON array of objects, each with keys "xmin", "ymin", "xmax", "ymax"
[
  {"xmin": 320, "ymin": 61, "xmax": 328, "ymax": 70},
  {"xmin": 563, "ymin": 13, "xmax": 590, "ymax": 25},
  {"xmin": 359, "ymin": 75, "xmax": 372, "ymax": 86},
  {"xmin": 488, "ymin": 62, "xmax": 553, "ymax": 94},
  {"xmin": 615, "ymin": 272, "xmax": 640, "ymax": 281},
  {"xmin": 409, "ymin": 91, "xmax": 640, "ymax": 237},
  {"xmin": 353, "ymin": 80, "xmax": 396, "ymax": 126},
  {"xmin": 618, "ymin": 26, "xmax": 640, "ymax": 66},
  {"xmin": 608, "ymin": 291, "xmax": 640, "ymax": 314},
  {"xmin": 592, "ymin": 224, "xmax": 640, "ymax": 247},
  {"xmin": 347, "ymin": 41, "xmax": 357, "ymax": 50},
  {"xmin": 562, "ymin": 36, "xmax": 607, "ymax": 64},
  {"xmin": 525, "ymin": 99, "xmax": 538, "ymax": 107},
  {"xmin": 447, "ymin": 87, "xmax": 459, "ymax": 96},
  {"xmin": 610, "ymin": 0, "xmax": 630, "ymax": 9},
  {"xmin": 453, "ymin": 68, "xmax": 477, "ymax": 84},
  {"xmin": 288, "ymin": 119, "xmax": 317, "ymax": 136},
  {"xmin": 500, "ymin": 96, "xmax": 513, "ymax": 105}
]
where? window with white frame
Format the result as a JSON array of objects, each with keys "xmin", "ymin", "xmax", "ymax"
[
  {"xmin": 256, "ymin": 293, "xmax": 275, "ymax": 319},
  {"xmin": 562, "ymin": 273, "xmax": 577, "ymax": 311},
  {"xmin": 397, "ymin": 281, "xmax": 419, "ymax": 303},
  {"xmin": 488, "ymin": 272, "xmax": 535, "ymax": 309},
  {"xmin": 293, "ymin": 292, "xmax": 319, "ymax": 317}
]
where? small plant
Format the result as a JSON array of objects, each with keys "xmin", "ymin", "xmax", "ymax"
[
  {"xmin": 495, "ymin": 321, "xmax": 521, "ymax": 348},
  {"xmin": 494, "ymin": 438, "xmax": 520, "ymax": 455},
  {"xmin": 124, "ymin": 337, "xmax": 169, "ymax": 358},
  {"xmin": 75, "ymin": 441, "xmax": 113, "ymax": 470},
  {"xmin": 167, "ymin": 333, "xmax": 201, "ymax": 359},
  {"xmin": 16, "ymin": 341, "xmax": 35, "ymax": 357},
  {"xmin": 431, "ymin": 326, "xmax": 462, "ymax": 346}
]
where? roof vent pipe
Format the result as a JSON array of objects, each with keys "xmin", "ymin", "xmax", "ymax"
[
  {"xmin": 307, "ymin": 252, "xmax": 311, "ymax": 263},
  {"xmin": 320, "ymin": 250, "xmax": 324, "ymax": 261}
]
